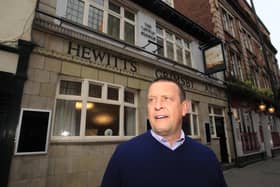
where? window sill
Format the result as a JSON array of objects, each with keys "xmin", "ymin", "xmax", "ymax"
[{"xmin": 50, "ymin": 136, "xmax": 135, "ymax": 144}]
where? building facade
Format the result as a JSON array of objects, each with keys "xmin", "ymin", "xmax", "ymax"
[
  {"xmin": 0, "ymin": 0, "xmax": 235, "ymax": 186},
  {"xmin": 174, "ymin": 0, "xmax": 280, "ymax": 165}
]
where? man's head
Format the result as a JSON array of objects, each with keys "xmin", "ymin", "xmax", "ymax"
[{"xmin": 147, "ymin": 78, "xmax": 189, "ymax": 139}]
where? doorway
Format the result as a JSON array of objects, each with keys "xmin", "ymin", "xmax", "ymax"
[{"xmin": 215, "ymin": 117, "xmax": 229, "ymax": 163}]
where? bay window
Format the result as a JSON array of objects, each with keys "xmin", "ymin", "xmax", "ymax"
[{"xmin": 53, "ymin": 79, "xmax": 138, "ymax": 138}]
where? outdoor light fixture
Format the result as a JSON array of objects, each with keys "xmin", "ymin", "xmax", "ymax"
[
  {"xmin": 259, "ymin": 102, "xmax": 266, "ymax": 112},
  {"xmin": 268, "ymin": 106, "xmax": 275, "ymax": 114}
]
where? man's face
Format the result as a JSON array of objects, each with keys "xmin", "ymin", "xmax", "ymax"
[{"xmin": 147, "ymin": 81, "xmax": 189, "ymax": 137}]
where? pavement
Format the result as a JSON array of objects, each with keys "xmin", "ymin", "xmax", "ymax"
[{"xmin": 224, "ymin": 155, "xmax": 280, "ymax": 187}]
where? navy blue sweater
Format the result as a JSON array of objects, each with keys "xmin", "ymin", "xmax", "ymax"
[{"xmin": 101, "ymin": 131, "xmax": 227, "ymax": 187}]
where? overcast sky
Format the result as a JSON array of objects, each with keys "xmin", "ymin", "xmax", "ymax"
[{"xmin": 248, "ymin": 0, "xmax": 280, "ymax": 62}]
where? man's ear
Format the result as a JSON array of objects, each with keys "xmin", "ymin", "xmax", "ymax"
[{"xmin": 182, "ymin": 99, "xmax": 190, "ymax": 116}]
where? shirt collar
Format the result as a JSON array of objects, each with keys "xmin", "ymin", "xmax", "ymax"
[{"xmin": 150, "ymin": 129, "xmax": 185, "ymax": 150}]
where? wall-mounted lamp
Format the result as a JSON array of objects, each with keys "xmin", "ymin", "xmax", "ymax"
[
  {"xmin": 259, "ymin": 102, "xmax": 266, "ymax": 112},
  {"xmin": 268, "ymin": 106, "xmax": 275, "ymax": 114}
]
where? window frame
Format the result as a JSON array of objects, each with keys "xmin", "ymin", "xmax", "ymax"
[
  {"xmin": 221, "ymin": 8, "xmax": 235, "ymax": 37},
  {"xmin": 188, "ymin": 101, "xmax": 200, "ymax": 138},
  {"xmin": 52, "ymin": 78, "xmax": 138, "ymax": 142},
  {"xmin": 156, "ymin": 24, "xmax": 192, "ymax": 67},
  {"xmin": 63, "ymin": 0, "xmax": 136, "ymax": 44},
  {"xmin": 208, "ymin": 105, "xmax": 225, "ymax": 138},
  {"xmin": 229, "ymin": 50, "xmax": 244, "ymax": 81}
]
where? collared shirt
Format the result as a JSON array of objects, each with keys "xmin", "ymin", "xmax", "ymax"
[{"xmin": 150, "ymin": 130, "xmax": 185, "ymax": 151}]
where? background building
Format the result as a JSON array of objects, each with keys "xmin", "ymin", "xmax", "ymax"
[{"xmin": 174, "ymin": 0, "xmax": 280, "ymax": 165}]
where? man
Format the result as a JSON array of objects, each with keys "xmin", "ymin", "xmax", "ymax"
[{"xmin": 101, "ymin": 78, "xmax": 227, "ymax": 187}]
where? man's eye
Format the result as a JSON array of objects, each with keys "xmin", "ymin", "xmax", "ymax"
[
  {"xmin": 148, "ymin": 98, "xmax": 155, "ymax": 102},
  {"xmin": 163, "ymin": 96, "xmax": 171, "ymax": 101}
]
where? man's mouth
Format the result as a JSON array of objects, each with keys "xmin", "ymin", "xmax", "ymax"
[{"xmin": 155, "ymin": 115, "xmax": 168, "ymax": 119}]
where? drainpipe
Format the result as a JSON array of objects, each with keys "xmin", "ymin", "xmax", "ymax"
[{"xmin": 224, "ymin": 71, "xmax": 239, "ymax": 166}]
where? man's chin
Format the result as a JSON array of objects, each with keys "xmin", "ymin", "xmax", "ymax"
[{"xmin": 152, "ymin": 128, "xmax": 169, "ymax": 136}]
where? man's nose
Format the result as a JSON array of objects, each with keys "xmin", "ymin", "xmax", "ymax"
[{"xmin": 154, "ymin": 99, "xmax": 164, "ymax": 110}]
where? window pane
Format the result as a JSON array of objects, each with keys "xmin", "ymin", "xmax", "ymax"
[
  {"xmin": 191, "ymin": 103, "xmax": 196, "ymax": 112},
  {"xmin": 60, "ymin": 80, "xmax": 81, "ymax": 95},
  {"xmin": 185, "ymin": 50, "xmax": 191, "ymax": 67},
  {"xmin": 208, "ymin": 106, "xmax": 212, "ymax": 113},
  {"xmin": 209, "ymin": 117, "xmax": 215, "ymax": 135},
  {"xmin": 88, "ymin": 6, "xmax": 103, "ymax": 32},
  {"xmin": 66, "ymin": 0, "xmax": 84, "ymax": 24},
  {"xmin": 85, "ymin": 102, "xmax": 119, "ymax": 136},
  {"xmin": 89, "ymin": 83, "xmax": 102, "ymax": 98},
  {"xmin": 109, "ymin": 1, "xmax": 120, "ymax": 14},
  {"xmin": 193, "ymin": 115, "xmax": 198, "ymax": 135},
  {"xmin": 90, "ymin": 0, "xmax": 104, "ymax": 6},
  {"xmin": 108, "ymin": 15, "xmax": 120, "ymax": 39},
  {"xmin": 125, "ymin": 10, "xmax": 134, "ymax": 21},
  {"xmin": 124, "ymin": 107, "xmax": 136, "ymax": 136},
  {"xmin": 176, "ymin": 47, "xmax": 183, "ymax": 63},
  {"xmin": 213, "ymin": 107, "xmax": 223, "ymax": 115},
  {"xmin": 166, "ymin": 31, "xmax": 173, "ymax": 41},
  {"xmin": 156, "ymin": 25, "xmax": 163, "ymax": 36},
  {"xmin": 124, "ymin": 90, "xmax": 135, "ymax": 104},
  {"xmin": 176, "ymin": 37, "xmax": 182, "ymax": 46},
  {"xmin": 184, "ymin": 40, "xmax": 190, "ymax": 49},
  {"xmin": 166, "ymin": 41, "xmax": 174, "ymax": 59},
  {"xmin": 157, "ymin": 37, "xmax": 164, "ymax": 56},
  {"xmin": 107, "ymin": 87, "xmax": 119, "ymax": 100},
  {"xmin": 183, "ymin": 114, "xmax": 191, "ymax": 135},
  {"xmin": 124, "ymin": 22, "xmax": 135, "ymax": 44},
  {"xmin": 53, "ymin": 100, "xmax": 81, "ymax": 136}
]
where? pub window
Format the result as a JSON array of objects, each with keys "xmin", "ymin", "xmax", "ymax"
[
  {"xmin": 66, "ymin": 0, "xmax": 85, "ymax": 24},
  {"xmin": 62, "ymin": 0, "xmax": 135, "ymax": 44},
  {"xmin": 208, "ymin": 106, "xmax": 225, "ymax": 137},
  {"xmin": 15, "ymin": 109, "xmax": 51, "ymax": 155},
  {"xmin": 53, "ymin": 79, "xmax": 138, "ymax": 138},
  {"xmin": 156, "ymin": 24, "xmax": 192, "ymax": 67},
  {"xmin": 183, "ymin": 101, "xmax": 199, "ymax": 137}
]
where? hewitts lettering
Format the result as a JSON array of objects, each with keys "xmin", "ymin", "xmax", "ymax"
[{"xmin": 68, "ymin": 41, "xmax": 137, "ymax": 73}]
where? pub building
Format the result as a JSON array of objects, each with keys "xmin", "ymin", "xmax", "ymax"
[{"xmin": 0, "ymin": 0, "xmax": 234, "ymax": 186}]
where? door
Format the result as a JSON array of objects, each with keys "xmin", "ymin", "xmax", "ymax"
[{"xmin": 215, "ymin": 117, "xmax": 229, "ymax": 163}]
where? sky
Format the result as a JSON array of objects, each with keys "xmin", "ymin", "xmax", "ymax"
[{"xmin": 248, "ymin": 0, "xmax": 280, "ymax": 62}]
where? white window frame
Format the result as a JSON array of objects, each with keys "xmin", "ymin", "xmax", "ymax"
[
  {"xmin": 208, "ymin": 106, "xmax": 225, "ymax": 137},
  {"xmin": 60, "ymin": 0, "xmax": 136, "ymax": 44},
  {"xmin": 189, "ymin": 101, "xmax": 200, "ymax": 137},
  {"xmin": 52, "ymin": 78, "xmax": 138, "ymax": 142},
  {"xmin": 156, "ymin": 24, "xmax": 192, "ymax": 66}
]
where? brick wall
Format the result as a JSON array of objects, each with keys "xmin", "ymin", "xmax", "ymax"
[{"xmin": 174, "ymin": 0, "xmax": 214, "ymax": 34}]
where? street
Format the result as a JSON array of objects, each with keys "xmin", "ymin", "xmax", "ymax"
[{"xmin": 224, "ymin": 156, "xmax": 280, "ymax": 187}]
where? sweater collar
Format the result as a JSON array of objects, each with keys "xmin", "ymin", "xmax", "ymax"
[{"xmin": 150, "ymin": 130, "xmax": 185, "ymax": 151}]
